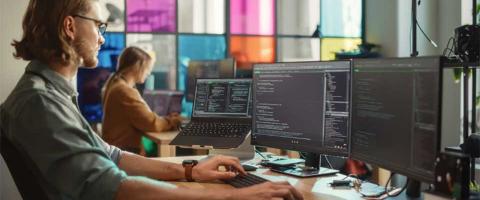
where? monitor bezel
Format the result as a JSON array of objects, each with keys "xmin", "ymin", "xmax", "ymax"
[
  {"xmin": 185, "ymin": 58, "xmax": 236, "ymax": 102},
  {"xmin": 191, "ymin": 78, "xmax": 252, "ymax": 119},
  {"xmin": 251, "ymin": 60, "xmax": 352, "ymax": 157},
  {"xmin": 349, "ymin": 56, "xmax": 444, "ymax": 184}
]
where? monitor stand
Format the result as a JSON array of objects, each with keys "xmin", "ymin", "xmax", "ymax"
[
  {"xmin": 208, "ymin": 133, "xmax": 255, "ymax": 162},
  {"xmin": 269, "ymin": 153, "xmax": 338, "ymax": 178}
]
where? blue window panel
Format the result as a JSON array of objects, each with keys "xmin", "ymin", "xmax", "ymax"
[
  {"xmin": 77, "ymin": 33, "xmax": 125, "ymax": 123},
  {"xmin": 97, "ymin": 33, "xmax": 125, "ymax": 70},
  {"xmin": 320, "ymin": 0, "xmax": 362, "ymax": 37},
  {"xmin": 178, "ymin": 35, "xmax": 226, "ymax": 116}
]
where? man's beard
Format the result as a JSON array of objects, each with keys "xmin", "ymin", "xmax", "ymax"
[{"xmin": 73, "ymin": 38, "xmax": 98, "ymax": 68}]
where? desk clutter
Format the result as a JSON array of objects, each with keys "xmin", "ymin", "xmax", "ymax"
[{"xmin": 141, "ymin": 56, "xmax": 479, "ymax": 199}]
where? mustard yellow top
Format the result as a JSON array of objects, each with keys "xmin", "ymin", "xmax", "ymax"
[{"xmin": 101, "ymin": 75, "xmax": 172, "ymax": 151}]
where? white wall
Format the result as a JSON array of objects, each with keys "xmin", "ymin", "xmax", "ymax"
[
  {"xmin": 366, "ymin": 0, "xmax": 464, "ymax": 151},
  {"xmin": 1, "ymin": 0, "xmax": 29, "ymax": 199}
]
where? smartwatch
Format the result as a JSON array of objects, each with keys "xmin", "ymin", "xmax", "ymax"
[{"xmin": 182, "ymin": 160, "xmax": 198, "ymax": 182}]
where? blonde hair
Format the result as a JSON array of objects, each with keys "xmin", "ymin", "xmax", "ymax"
[
  {"xmin": 11, "ymin": 0, "xmax": 96, "ymax": 65},
  {"xmin": 116, "ymin": 46, "xmax": 153, "ymax": 73}
]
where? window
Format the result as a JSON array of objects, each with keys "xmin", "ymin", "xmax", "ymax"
[{"xmin": 78, "ymin": 0, "xmax": 364, "ymax": 120}]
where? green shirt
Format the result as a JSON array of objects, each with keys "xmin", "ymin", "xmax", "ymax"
[{"xmin": 1, "ymin": 60, "xmax": 127, "ymax": 200}]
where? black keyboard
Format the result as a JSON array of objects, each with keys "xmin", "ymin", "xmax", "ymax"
[
  {"xmin": 223, "ymin": 173, "xmax": 269, "ymax": 188},
  {"xmin": 181, "ymin": 122, "xmax": 250, "ymax": 138}
]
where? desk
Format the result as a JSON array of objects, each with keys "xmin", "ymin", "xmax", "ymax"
[
  {"xmin": 145, "ymin": 130, "xmax": 179, "ymax": 157},
  {"xmin": 156, "ymin": 156, "xmax": 390, "ymax": 200},
  {"xmin": 145, "ymin": 131, "xmax": 208, "ymax": 157}
]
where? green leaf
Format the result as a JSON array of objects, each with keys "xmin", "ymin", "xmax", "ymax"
[{"xmin": 454, "ymin": 68, "xmax": 462, "ymax": 82}]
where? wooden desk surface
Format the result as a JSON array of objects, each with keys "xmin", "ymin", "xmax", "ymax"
[
  {"xmin": 145, "ymin": 130, "xmax": 179, "ymax": 145},
  {"xmin": 145, "ymin": 131, "xmax": 179, "ymax": 157},
  {"xmin": 156, "ymin": 156, "xmax": 367, "ymax": 200}
]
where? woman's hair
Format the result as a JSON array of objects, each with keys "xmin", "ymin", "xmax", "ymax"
[
  {"xmin": 116, "ymin": 46, "xmax": 152, "ymax": 73},
  {"xmin": 11, "ymin": 0, "xmax": 95, "ymax": 66},
  {"xmin": 102, "ymin": 46, "xmax": 152, "ymax": 104}
]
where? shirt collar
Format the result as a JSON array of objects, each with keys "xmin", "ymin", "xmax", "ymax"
[{"xmin": 25, "ymin": 60, "xmax": 79, "ymax": 97}]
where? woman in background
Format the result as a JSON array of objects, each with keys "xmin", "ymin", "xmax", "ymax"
[{"xmin": 102, "ymin": 46, "xmax": 181, "ymax": 154}]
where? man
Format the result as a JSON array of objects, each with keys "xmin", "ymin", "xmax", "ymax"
[{"xmin": 0, "ymin": 0, "xmax": 303, "ymax": 200}]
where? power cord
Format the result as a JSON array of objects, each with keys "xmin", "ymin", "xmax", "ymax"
[
  {"xmin": 443, "ymin": 37, "xmax": 456, "ymax": 57},
  {"xmin": 323, "ymin": 155, "xmax": 334, "ymax": 169},
  {"xmin": 416, "ymin": 20, "xmax": 438, "ymax": 48},
  {"xmin": 254, "ymin": 147, "xmax": 269, "ymax": 162},
  {"xmin": 384, "ymin": 173, "xmax": 409, "ymax": 197},
  {"xmin": 411, "ymin": 0, "xmax": 438, "ymax": 51}
]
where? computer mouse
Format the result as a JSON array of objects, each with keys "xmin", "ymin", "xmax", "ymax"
[{"xmin": 242, "ymin": 164, "xmax": 257, "ymax": 171}]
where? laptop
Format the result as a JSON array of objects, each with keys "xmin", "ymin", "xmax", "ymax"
[
  {"xmin": 143, "ymin": 90, "xmax": 183, "ymax": 116},
  {"xmin": 170, "ymin": 78, "xmax": 252, "ymax": 148}
]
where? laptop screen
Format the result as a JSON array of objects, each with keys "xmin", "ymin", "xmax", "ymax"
[
  {"xmin": 192, "ymin": 79, "xmax": 252, "ymax": 118},
  {"xmin": 143, "ymin": 90, "xmax": 184, "ymax": 116}
]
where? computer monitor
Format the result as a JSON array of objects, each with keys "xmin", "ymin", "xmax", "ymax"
[
  {"xmin": 192, "ymin": 78, "xmax": 252, "ymax": 118},
  {"xmin": 77, "ymin": 67, "xmax": 113, "ymax": 122},
  {"xmin": 186, "ymin": 58, "xmax": 236, "ymax": 102},
  {"xmin": 143, "ymin": 90, "xmax": 183, "ymax": 116},
  {"xmin": 251, "ymin": 61, "xmax": 351, "ymax": 176},
  {"xmin": 350, "ymin": 56, "xmax": 443, "ymax": 183}
]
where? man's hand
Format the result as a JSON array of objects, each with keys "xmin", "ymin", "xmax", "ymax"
[
  {"xmin": 227, "ymin": 181, "xmax": 303, "ymax": 200},
  {"xmin": 191, "ymin": 155, "xmax": 246, "ymax": 181}
]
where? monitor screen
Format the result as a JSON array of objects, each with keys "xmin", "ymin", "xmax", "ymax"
[
  {"xmin": 143, "ymin": 90, "xmax": 184, "ymax": 116},
  {"xmin": 186, "ymin": 58, "xmax": 236, "ymax": 101},
  {"xmin": 350, "ymin": 57, "xmax": 442, "ymax": 183},
  {"xmin": 251, "ymin": 61, "xmax": 351, "ymax": 157},
  {"xmin": 77, "ymin": 67, "xmax": 113, "ymax": 122},
  {"xmin": 192, "ymin": 79, "xmax": 252, "ymax": 118}
]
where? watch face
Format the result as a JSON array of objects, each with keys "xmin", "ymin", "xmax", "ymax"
[{"xmin": 183, "ymin": 160, "xmax": 198, "ymax": 165}]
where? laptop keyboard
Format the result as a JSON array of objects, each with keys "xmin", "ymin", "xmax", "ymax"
[
  {"xmin": 181, "ymin": 122, "xmax": 250, "ymax": 138},
  {"xmin": 223, "ymin": 173, "xmax": 269, "ymax": 188}
]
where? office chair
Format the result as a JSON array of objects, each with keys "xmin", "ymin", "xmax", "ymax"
[{"xmin": 1, "ymin": 132, "xmax": 49, "ymax": 200}]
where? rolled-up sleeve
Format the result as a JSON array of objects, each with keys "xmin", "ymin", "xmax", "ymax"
[
  {"xmin": 12, "ymin": 93, "xmax": 127, "ymax": 200},
  {"xmin": 96, "ymin": 133, "xmax": 123, "ymax": 164}
]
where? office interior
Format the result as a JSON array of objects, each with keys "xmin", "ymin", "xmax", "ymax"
[{"xmin": 0, "ymin": 0, "xmax": 479, "ymax": 199}]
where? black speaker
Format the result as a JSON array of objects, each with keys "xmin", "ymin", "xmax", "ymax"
[
  {"xmin": 434, "ymin": 151, "xmax": 470, "ymax": 199},
  {"xmin": 454, "ymin": 25, "xmax": 480, "ymax": 63}
]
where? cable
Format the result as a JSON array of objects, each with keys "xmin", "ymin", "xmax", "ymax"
[
  {"xmin": 323, "ymin": 155, "xmax": 334, "ymax": 169},
  {"xmin": 384, "ymin": 172, "xmax": 395, "ymax": 194},
  {"xmin": 386, "ymin": 178, "xmax": 410, "ymax": 197},
  {"xmin": 416, "ymin": 21, "xmax": 438, "ymax": 47},
  {"xmin": 254, "ymin": 147, "xmax": 268, "ymax": 161},
  {"xmin": 443, "ymin": 37, "xmax": 454, "ymax": 56}
]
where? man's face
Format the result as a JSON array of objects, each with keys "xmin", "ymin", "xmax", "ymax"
[{"xmin": 73, "ymin": 2, "xmax": 105, "ymax": 68}]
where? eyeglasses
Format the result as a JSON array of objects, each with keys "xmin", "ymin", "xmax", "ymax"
[{"xmin": 72, "ymin": 14, "xmax": 108, "ymax": 36}]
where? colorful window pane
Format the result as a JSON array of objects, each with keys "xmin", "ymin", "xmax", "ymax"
[
  {"xmin": 230, "ymin": 36, "xmax": 275, "ymax": 70},
  {"xmin": 321, "ymin": 38, "xmax": 362, "ymax": 60},
  {"xmin": 321, "ymin": 0, "xmax": 362, "ymax": 37},
  {"xmin": 277, "ymin": 0, "xmax": 319, "ymax": 36},
  {"xmin": 127, "ymin": 34, "xmax": 176, "ymax": 90},
  {"xmin": 178, "ymin": 35, "xmax": 226, "ymax": 116},
  {"xmin": 77, "ymin": 33, "xmax": 125, "ymax": 123},
  {"xmin": 126, "ymin": 0, "xmax": 176, "ymax": 32},
  {"xmin": 99, "ymin": 0, "xmax": 125, "ymax": 32},
  {"xmin": 277, "ymin": 38, "xmax": 320, "ymax": 62},
  {"xmin": 178, "ymin": 0, "xmax": 225, "ymax": 34},
  {"xmin": 230, "ymin": 0, "xmax": 275, "ymax": 35},
  {"xmin": 97, "ymin": 33, "xmax": 125, "ymax": 69}
]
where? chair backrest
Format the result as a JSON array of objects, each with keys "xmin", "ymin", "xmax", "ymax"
[{"xmin": 1, "ymin": 133, "xmax": 49, "ymax": 200}]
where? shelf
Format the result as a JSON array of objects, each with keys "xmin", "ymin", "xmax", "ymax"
[{"xmin": 442, "ymin": 57, "xmax": 480, "ymax": 68}]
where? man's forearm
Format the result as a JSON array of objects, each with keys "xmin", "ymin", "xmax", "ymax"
[
  {"xmin": 115, "ymin": 177, "xmax": 231, "ymax": 200},
  {"xmin": 118, "ymin": 151, "xmax": 185, "ymax": 180}
]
